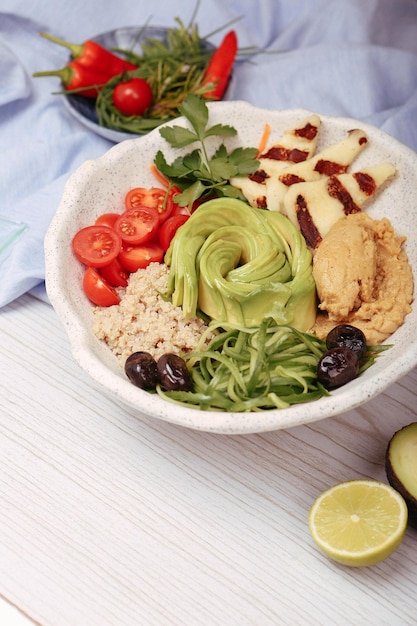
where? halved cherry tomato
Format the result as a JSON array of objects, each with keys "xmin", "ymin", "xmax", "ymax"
[
  {"xmin": 114, "ymin": 206, "xmax": 159, "ymax": 245},
  {"xmin": 112, "ymin": 77, "xmax": 153, "ymax": 117},
  {"xmin": 83, "ymin": 267, "xmax": 121, "ymax": 306},
  {"xmin": 99, "ymin": 257, "xmax": 129, "ymax": 288},
  {"xmin": 95, "ymin": 212, "xmax": 120, "ymax": 229},
  {"xmin": 119, "ymin": 243, "xmax": 164, "ymax": 272},
  {"xmin": 159, "ymin": 214, "xmax": 190, "ymax": 251},
  {"xmin": 125, "ymin": 187, "xmax": 174, "ymax": 223},
  {"xmin": 72, "ymin": 224, "xmax": 122, "ymax": 268}
]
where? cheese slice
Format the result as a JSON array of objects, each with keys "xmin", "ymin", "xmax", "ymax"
[
  {"xmin": 265, "ymin": 128, "xmax": 368, "ymax": 215},
  {"xmin": 283, "ymin": 162, "xmax": 396, "ymax": 248},
  {"xmin": 234, "ymin": 126, "xmax": 369, "ymax": 214},
  {"xmin": 284, "ymin": 178, "xmax": 342, "ymax": 248},
  {"xmin": 230, "ymin": 114, "xmax": 321, "ymax": 208},
  {"xmin": 258, "ymin": 113, "xmax": 321, "ymax": 172},
  {"xmin": 278, "ymin": 128, "xmax": 368, "ymax": 186},
  {"xmin": 333, "ymin": 162, "xmax": 396, "ymax": 206}
]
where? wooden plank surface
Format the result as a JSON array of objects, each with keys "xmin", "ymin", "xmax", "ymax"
[{"xmin": 1, "ymin": 294, "xmax": 416, "ymax": 625}]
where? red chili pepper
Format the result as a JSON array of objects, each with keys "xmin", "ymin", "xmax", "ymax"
[
  {"xmin": 33, "ymin": 60, "xmax": 110, "ymax": 98},
  {"xmin": 39, "ymin": 31, "xmax": 138, "ymax": 76},
  {"xmin": 202, "ymin": 30, "xmax": 238, "ymax": 100}
]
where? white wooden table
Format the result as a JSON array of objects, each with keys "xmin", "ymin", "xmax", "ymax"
[{"xmin": 1, "ymin": 292, "xmax": 416, "ymax": 625}]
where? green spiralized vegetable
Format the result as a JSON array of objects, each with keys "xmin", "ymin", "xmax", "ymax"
[
  {"xmin": 164, "ymin": 197, "xmax": 317, "ymax": 330},
  {"xmin": 157, "ymin": 319, "xmax": 329, "ymax": 411}
]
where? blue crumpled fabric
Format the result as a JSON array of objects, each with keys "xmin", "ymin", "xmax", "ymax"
[{"xmin": 1, "ymin": 0, "xmax": 417, "ymax": 307}]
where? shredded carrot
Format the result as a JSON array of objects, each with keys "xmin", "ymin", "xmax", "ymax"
[
  {"xmin": 257, "ymin": 123, "xmax": 271, "ymax": 157},
  {"xmin": 150, "ymin": 163, "xmax": 169, "ymax": 187}
]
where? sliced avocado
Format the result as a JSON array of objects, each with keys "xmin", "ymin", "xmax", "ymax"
[
  {"xmin": 164, "ymin": 198, "xmax": 317, "ymax": 331},
  {"xmin": 385, "ymin": 422, "xmax": 417, "ymax": 528}
]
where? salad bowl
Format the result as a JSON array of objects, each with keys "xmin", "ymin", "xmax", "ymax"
[{"xmin": 44, "ymin": 102, "xmax": 417, "ymax": 434}]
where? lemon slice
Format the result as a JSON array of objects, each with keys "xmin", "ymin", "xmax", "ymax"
[{"xmin": 308, "ymin": 479, "xmax": 408, "ymax": 567}]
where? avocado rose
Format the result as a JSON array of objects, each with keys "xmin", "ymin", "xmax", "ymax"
[{"xmin": 164, "ymin": 198, "xmax": 317, "ymax": 330}]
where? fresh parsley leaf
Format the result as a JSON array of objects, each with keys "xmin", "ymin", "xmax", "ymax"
[
  {"xmin": 177, "ymin": 94, "xmax": 209, "ymax": 140},
  {"xmin": 209, "ymin": 157, "xmax": 240, "ymax": 182},
  {"xmin": 154, "ymin": 150, "xmax": 190, "ymax": 179},
  {"xmin": 221, "ymin": 184, "xmax": 247, "ymax": 199},
  {"xmin": 229, "ymin": 147, "xmax": 260, "ymax": 175},
  {"xmin": 175, "ymin": 181, "xmax": 207, "ymax": 207},
  {"xmin": 159, "ymin": 126, "xmax": 199, "ymax": 148},
  {"xmin": 154, "ymin": 94, "xmax": 259, "ymax": 207},
  {"xmin": 183, "ymin": 150, "xmax": 204, "ymax": 173},
  {"xmin": 203, "ymin": 123, "xmax": 237, "ymax": 139}
]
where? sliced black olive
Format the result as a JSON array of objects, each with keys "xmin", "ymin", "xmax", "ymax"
[
  {"xmin": 125, "ymin": 351, "xmax": 159, "ymax": 390},
  {"xmin": 317, "ymin": 346, "xmax": 359, "ymax": 389},
  {"xmin": 326, "ymin": 324, "xmax": 367, "ymax": 358},
  {"xmin": 157, "ymin": 353, "xmax": 193, "ymax": 391}
]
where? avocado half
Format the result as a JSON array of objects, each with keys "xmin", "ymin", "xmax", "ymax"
[{"xmin": 385, "ymin": 422, "xmax": 417, "ymax": 528}]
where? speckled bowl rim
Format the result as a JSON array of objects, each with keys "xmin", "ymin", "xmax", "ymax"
[{"xmin": 44, "ymin": 101, "xmax": 417, "ymax": 434}]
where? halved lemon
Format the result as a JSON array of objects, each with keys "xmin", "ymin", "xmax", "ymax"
[{"xmin": 308, "ymin": 479, "xmax": 408, "ymax": 567}]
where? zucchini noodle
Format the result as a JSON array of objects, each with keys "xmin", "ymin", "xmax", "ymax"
[{"xmin": 156, "ymin": 318, "xmax": 329, "ymax": 412}]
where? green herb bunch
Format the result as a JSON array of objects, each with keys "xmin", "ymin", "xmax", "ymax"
[
  {"xmin": 96, "ymin": 19, "xmax": 217, "ymax": 134},
  {"xmin": 154, "ymin": 94, "xmax": 260, "ymax": 207}
]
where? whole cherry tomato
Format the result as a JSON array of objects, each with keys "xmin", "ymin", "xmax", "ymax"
[{"xmin": 112, "ymin": 78, "xmax": 153, "ymax": 116}]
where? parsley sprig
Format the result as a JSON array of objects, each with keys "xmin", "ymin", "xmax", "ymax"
[{"xmin": 154, "ymin": 94, "xmax": 259, "ymax": 207}]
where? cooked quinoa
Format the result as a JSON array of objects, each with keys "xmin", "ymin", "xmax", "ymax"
[{"xmin": 92, "ymin": 262, "xmax": 211, "ymax": 366}]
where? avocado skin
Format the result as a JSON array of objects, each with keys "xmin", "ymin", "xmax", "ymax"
[{"xmin": 385, "ymin": 423, "xmax": 417, "ymax": 528}]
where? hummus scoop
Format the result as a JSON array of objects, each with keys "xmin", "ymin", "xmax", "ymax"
[{"xmin": 312, "ymin": 212, "xmax": 413, "ymax": 344}]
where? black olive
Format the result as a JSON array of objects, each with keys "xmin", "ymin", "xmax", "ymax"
[
  {"xmin": 157, "ymin": 353, "xmax": 193, "ymax": 391},
  {"xmin": 317, "ymin": 346, "xmax": 359, "ymax": 389},
  {"xmin": 326, "ymin": 324, "xmax": 367, "ymax": 358},
  {"xmin": 125, "ymin": 351, "xmax": 159, "ymax": 390}
]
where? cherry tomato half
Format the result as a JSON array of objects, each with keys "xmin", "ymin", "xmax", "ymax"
[
  {"xmin": 125, "ymin": 187, "xmax": 174, "ymax": 223},
  {"xmin": 95, "ymin": 212, "xmax": 120, "ymax": 229},
  {"xmin": 72, "ymin": 224, "xmax": 122, "ymax": 268},
  {"xmin": 159, "ymin": 214, "xmax": 190, "ymax": 251},
  {"xmin": 119, "ymin": 243, "xmax": 164, "ymax": 272},
  {"xmin": 83, "ymin": 267, "xmax": 121, "ymax": 307},
  {"xmin": 112, "ymin": 78, "xmax": 153, "ymax": 117},
  {"xmin": 114, "ymin": 206, "xmax": 159, "ymax": 245},
  {"xmin": 99, "ymin": 257, "xmax": 129, "ymax": 288}
]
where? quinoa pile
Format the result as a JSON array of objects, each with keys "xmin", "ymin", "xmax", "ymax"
[{"xmin": 92, "ymin": 262, "xmax": 211, "ymax": 367}]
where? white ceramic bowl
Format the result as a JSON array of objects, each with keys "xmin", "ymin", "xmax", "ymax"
[{"xmin": 44, "ymin": 102, "xmax": 417, "ymax": 434}]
